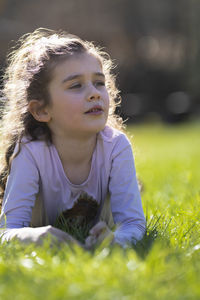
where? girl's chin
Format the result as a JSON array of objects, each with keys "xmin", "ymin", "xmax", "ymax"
[{"xmin": 84, "ymin": 119, "xmax": 107, "ymax": 132}]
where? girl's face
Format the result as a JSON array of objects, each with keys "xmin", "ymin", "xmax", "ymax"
[{"xmin": 46, "ymin": 52, "xmax": 110, "ymax": 139}]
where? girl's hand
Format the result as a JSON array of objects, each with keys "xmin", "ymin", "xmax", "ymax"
[
  {"xmin": 13, "ymin": 225, "xmax": 84, "ymax": 247},
  {"xmin": 85, "ymin": 221, "xmax": 114, "ymax": 249}
]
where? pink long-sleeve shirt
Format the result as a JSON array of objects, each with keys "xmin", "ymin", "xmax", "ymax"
[{"xmin": 0, "ymin": 126, "xmax": 146, "ymax": 245}]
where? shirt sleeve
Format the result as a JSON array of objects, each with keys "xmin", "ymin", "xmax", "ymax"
[
  {"xmin": 0, "ymin": 143, "xmax": 40, "ymax": 241},
  {"xmin": 109, "ymin": 135, "xmax": 146, "ymax": 246}
]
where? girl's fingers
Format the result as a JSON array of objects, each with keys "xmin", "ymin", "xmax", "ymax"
[
  {"xmin": 85, "ymin": 222, "xmax": 114, "ymax": 249},
  {"xmin": 89, "ymin": 221, "xmax": 107, "ymax": 236},
  {"xmin": 85, "ymin": 235, "xmax": 97, "ymax": 249},
  {"xmin": 45, "ymin": 226, "xmax": 84, "ymax": 247},
  {"xmin": 50, "ymin": 227, "xmax": 75, "ymax": 241}
]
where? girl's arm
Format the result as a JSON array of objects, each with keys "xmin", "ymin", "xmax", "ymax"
[
  {"xmin": 85, "ymin": 135, "xmax": 146, "ymax": 249},
  {"xmin": 0, "ymin": 226, "xmax": 83, "ymax": 246},
  {"xmin": 0, "ymin": 144, "xmax": 82, "ymax": 247},
  {"xmin": 108, "ymin": 135, "xmax": 146, "ymax": 246}
]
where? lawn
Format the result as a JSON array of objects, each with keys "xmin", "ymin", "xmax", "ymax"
[{"xmin": 0, "ymin": 121, "xmax": 199, "ymax": 300}]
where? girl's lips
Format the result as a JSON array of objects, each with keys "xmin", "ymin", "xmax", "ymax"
[{"xmin": 85, "ymin": 106, "xmax": 103, "ymax": 114}]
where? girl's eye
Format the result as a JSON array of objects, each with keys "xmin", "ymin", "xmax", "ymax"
[
  {"xmin": 69, "ymin": 83, "xmax": 82, "ymax": 89},
  {"xmin": 95, "ymin": 81, "xmax": 105, "ymax": 87}
]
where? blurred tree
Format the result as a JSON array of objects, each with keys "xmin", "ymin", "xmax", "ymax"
[{"xmin": 0, "ymin": 0, "xmax": 199, "ymax": 121}]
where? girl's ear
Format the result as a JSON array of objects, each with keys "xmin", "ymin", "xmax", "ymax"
[{"xmin": 28, "ymin": 100, "xmax": 51, "ymax": 123}]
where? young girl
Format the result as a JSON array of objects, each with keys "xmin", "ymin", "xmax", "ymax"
[{"xmin": 0, "ymin": 28, "xmax": 146, "ymax": 248}]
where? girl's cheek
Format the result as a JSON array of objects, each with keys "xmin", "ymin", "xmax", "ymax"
[{"xmin": 103, "ymin": 89, "xmax": 109, "ymax": 100}]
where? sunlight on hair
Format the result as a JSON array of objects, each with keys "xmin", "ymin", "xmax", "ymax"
[{"xmin": 0, "ymin": 28, "xmax": 124, "ymax": 201}]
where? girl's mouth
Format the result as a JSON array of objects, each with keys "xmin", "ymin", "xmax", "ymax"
[{"xmin": 85, "ymin": 106, "xmax": 103, "ymax": 115}]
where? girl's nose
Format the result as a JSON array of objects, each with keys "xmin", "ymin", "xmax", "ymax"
[
  {"xmin": 87, "ymin": 85, "xmax": 101, "ymax": 101},
  {"xmin": 88, "ymin": 93, "xmax": 100, "ymax": 101}
]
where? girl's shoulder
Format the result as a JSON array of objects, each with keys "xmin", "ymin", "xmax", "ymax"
[
  {"xmin": 9, "ymin": 137, "xmax": 51, "ymax": 172},
  {"xmin": 97, "ymin": 126, "xmax": 132, "ymax": 158},
  {"xmin": 18, "ymin": 136, "xmax": 51, "ymax": 156},
  {"xmin": 99, "ymin": 125, "xmax": 131, "ymax": 146}
]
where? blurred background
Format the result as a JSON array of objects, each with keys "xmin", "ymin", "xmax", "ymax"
[{"xmin": 0, "ymin": 0, "xmax": 200, "ymax": 124}]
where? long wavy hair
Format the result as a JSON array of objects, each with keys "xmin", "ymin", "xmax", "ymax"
[{"xmin": 0, "ymin": 28, "xmax": 124, "ymax": 202}]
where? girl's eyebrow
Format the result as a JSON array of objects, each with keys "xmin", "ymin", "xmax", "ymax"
[{"xmin": 62, "ymin": 72, "xmax": 105, "ymax": 84}]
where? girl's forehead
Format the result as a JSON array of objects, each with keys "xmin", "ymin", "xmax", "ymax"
[{"xmin": 53, "ymin": 52, "xmax": 103, "ymax": 76}]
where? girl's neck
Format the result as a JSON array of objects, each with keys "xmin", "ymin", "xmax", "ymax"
[{"xmin": 52, "ymin": 133, "xmax": 98, "ymax": 166}]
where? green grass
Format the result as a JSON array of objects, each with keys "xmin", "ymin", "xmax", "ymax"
[{"xmin": 0, "ymin": 121, "xmax": 200, "ymax": 299}]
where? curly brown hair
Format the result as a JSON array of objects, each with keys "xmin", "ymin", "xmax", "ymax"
[{"xmin": 0, "ymin": 28, "xmax": 124, "ymax": 201}]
